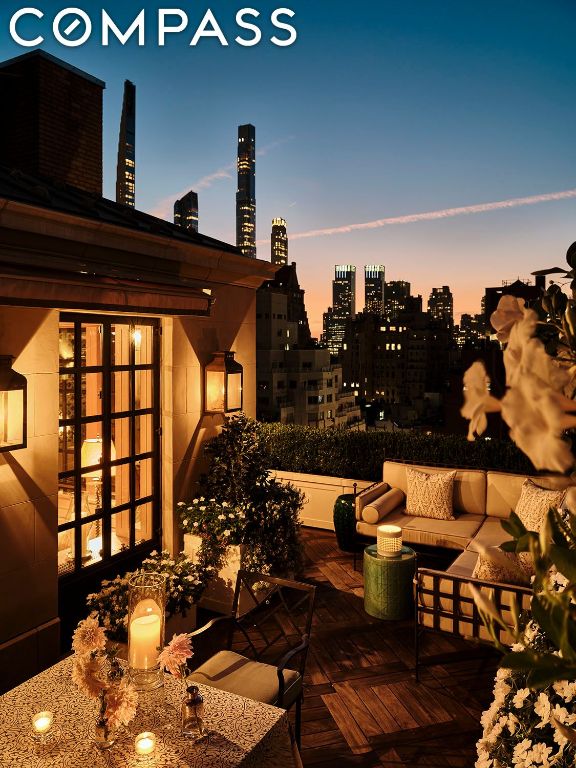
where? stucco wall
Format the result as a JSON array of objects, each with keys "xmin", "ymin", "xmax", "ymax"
[{"xmin": 0, "ymin": 307, "xmax": 60, "ymax": 691}]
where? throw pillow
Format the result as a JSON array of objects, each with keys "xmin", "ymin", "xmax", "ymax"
[
  {"xmin": 361, "ymin": 488, "xmax": 405, "ymax": 525},
  {"xmin": 472, "ymin": 547, "xmax": 531, "ymax": 586},
  {"xmin": 405, "ymin": 468, "xmax": 456, "ymax": 520},
  {"xmin": 514, "ymin": 479, "xmax": 566, "ymax": 533}
]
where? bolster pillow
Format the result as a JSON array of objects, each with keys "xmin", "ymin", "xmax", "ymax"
[{"xmin": 361, "ymin": 487, "xmax": 406, "ymax": 525}]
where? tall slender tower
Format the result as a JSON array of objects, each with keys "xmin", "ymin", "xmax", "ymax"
[
  {"xmin": 236, "ymin": 124, "xmax": 256, "ymax": 258},
  {"xmin": 323, "ymin": 265, "xmax": 356, "ymax": 353},
  {"xmin": 116, "ymin": 80, "xmax": 136, "ymax": 207},
  {"xmin": 174, "ymin": 190, "xmax": 199, "ymax": 232},
  {"xmin": 271, "ymin": 218, "xmax": 288, "ymax": 265},
  {"xmin": 364, "ymin": 265, "xmax": 385, "ymax": 313}
]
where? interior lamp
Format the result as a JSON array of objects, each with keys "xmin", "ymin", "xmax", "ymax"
[
  {"xmin": 204, "ymin": 351, "xmax": 243, "ymax": 413},
  {"xmin": 0, "ymin": 356, "xmax": 27, "ymax": 452},
  {"xmin": 80, "ymin": 437, "xmax": 116, "ymax": 560}
]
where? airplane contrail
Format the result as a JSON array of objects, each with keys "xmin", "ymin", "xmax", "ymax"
[{"xmin": 257, "ymin": 188, "xmax": 576, "ymax": 244}]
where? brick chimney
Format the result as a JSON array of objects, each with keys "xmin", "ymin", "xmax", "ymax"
[{"xmin": 0, "ymin": 51, "xmax": 105, "ymax": 195}]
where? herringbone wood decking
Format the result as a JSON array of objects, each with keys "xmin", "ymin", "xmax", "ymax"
[{"xmin": 297, "ymin": 528, "xmax": 498, "ymax": 767}]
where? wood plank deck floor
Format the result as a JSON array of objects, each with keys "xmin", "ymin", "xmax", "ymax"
[{"xmin": 296, "ymin": 528, "xmax": 498, "ymax": 767}]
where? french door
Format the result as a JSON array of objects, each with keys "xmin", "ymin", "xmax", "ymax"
[{"xmin": 57, "ymin": 313, "xmax": 161, "ymax": 578}]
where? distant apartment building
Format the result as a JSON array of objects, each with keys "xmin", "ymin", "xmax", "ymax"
[
  {"xmin": 322, "ymin": 265, "xmax": 356, "ymax": 354},
  {"xmin": 364, "ymin": 265, "xmax": 385, "ymax": 313},
  {"xmin": 174, "ymin": 190, "xmax": 199, "ymax": 232},
  {"xmin": 341, "ymin": 311, "xmax": 451, "ymax": 425},
  {"xmin": 116, "ymin": 80, "xmax": 136, "ymax": 207},
  {"xmin": 271, "ymin": 218, "xmax": 288, "ymax": 266},
  {"xmin": 257, "ymin": 266, "xmax": 362, "ymax": 428},
  {"xmin": 384, "ymin": 280, "xmax": 422, "ymax": 319},
  {"xmin": 428, "ymin": 286, "xmax": 454, "ymax": 328},
  {"xmin": 455, "ymin": 313, "xmax": 485, "ymax": 348},
  {"xmin": 236, "ymin": 123, "xmax": 256, "ymax": 258},
  {"xmin": 484, "ymin": 276, "xmax": 545, "ymax": 325}
]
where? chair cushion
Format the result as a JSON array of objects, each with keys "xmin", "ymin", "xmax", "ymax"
[
  {"xmin": 468, "ymin": 518, "xmax": 509, "ymax": 553},
  {"xmin": 361, "ymin": 488, "xmax": 405, "ymax": 525},
  {"xmin": 188, "ymin": 650, "xmax": 302, "ymax": 708},
  {"xmin": 383, "ymin": 461, "xmax": 486, "ymax": 516},
  {"xmin": 402, "ymin": 513, "xmax": 484, "ymax": 550},
  {"xmin": 406, "ymin": 467, "xmax": 456, "ymax": 520}
]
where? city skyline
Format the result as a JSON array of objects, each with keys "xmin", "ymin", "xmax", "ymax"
[{"xmin": 2, "ymin": 1, "xmax": 575, "ymax": 336}]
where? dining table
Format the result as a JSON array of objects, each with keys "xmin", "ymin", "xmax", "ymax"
[{"xmin": 0, "ymin": 656, "xmax": 302, "ymax": 767}]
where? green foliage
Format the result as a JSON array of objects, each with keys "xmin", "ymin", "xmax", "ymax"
[
  {"xmin": 182, "ymin": 414, "xmax": 305, "ymax": 577},
  {"xmin": 258, "ymin": 422, "xmax": 534, "ymax": 481}
]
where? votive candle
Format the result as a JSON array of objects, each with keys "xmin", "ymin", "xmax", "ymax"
[
  {"xmin": 135, "ymin": 731, "xmax": 156, "ymax": 756},
  {"xmin": 32, "ymin": 711, "xmax": 53, "ymax": 734}
]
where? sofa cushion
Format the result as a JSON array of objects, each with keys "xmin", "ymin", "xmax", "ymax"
[
  {"xmin": 383, "ymin": 461, "xmax": 486, "ymax": 516},
  {"xmin": 356, "ymin": 507, "xmax": 416, "ymax": 538},
  {"xmin": 472, "ymin": 548, "xmax": 531, "ymax": 586},
  {"xmin": 468, "ymin": 518, "xmax": 510, "ymax": 553},
  {"xmin": 446, "ymin": 549, "xmax": 479, "ymax": 578},
  {"xmin": 515, "ymin": 478, "xmax": 566, "ymax": 533},
  {"xmin": 486, "ymin": 471, "xmax": 568, "ymax": 519},
  {"xmin": 361, "ymin": 487, "xmax": 405, "ymax": 525},
  {"xmin": 188, "ymin": 650, "xmax": 302, "ymax": 708},
  {"xmin": 406, "ymin": 467, "xmax": 456, "ymax": 520},
  {"xmin": 402, "ymin": 513, "xmax": 484, "ymax": 550}
]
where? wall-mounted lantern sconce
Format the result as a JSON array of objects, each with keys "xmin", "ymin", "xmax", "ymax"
[
  {"xmin": 204, "ymin": 352, "xmax": 243, "ymax": 414},
  {"xmin": 0, "ymin": 356, "xmax": 27, "ymax": 452}
]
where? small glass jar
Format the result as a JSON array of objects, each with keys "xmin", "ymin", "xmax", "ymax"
[{"xmin": 181, "ymin": 685, "xmax": 205, "ymax": 740}]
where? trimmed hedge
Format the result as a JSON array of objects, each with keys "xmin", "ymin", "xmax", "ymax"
[{"xmin": 258, "ymin": 423, "xmax": 535, "ymax": 482}]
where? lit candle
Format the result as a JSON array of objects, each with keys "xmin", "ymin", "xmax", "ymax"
[
  {"xmin": 32, "ymin": 711, "xmax": 53, "ymax": 734},
  {"xmin": 135, "ymin": 731, "xmax": 156, "ymax": 756},
  {"xmin": 129, "ymin": 598, "xmax": 162, "ymax": 670}
]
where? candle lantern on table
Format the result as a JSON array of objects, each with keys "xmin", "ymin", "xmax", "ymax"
[
  {"xmin": 128, "ymin": 573, "xmax": 166, "ymax": 690},
  {"xmin": 377, "ymin": 524, "xmax": 403, "ymax": 557}
]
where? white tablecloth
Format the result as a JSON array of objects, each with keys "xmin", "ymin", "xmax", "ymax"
[{"xmin": 0, "ymin": 656, "xmax": 298, "ymax": 767}]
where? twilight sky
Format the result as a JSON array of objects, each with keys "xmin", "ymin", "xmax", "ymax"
[{"xmin": 1, "ymin": 1, "xmax": 576, "ymax": 337}]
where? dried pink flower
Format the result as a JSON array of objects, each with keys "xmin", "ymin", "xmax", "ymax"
[
  {"xmin": 158, "ymin": 632, "xmax": 193, "ymax": 678},
  {"xmin": 72, "ymin": 615, "xmax": 107, "ymax": 655},
  {"xmin": 105, "ymin": 678, "xmax": 138, "ymax": 729},
  {"xmin": 71, "ymin": 654, "xmax": 106, "ymax": 699}
]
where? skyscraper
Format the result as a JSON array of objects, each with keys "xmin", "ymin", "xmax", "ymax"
[
  {"xmin": 428, "ymin": 286, "xmax": 454, "ymax": 328},
  {"xmin": 271, "ymin": 218, "xmax": 288, "ymax": 265},
  {"xmin": 116, "ymin": 80, "xmax": 136, "ymax": 207},
  {"xmin": 364, "ymin": 265, "xmax": 385, "ymax": 313},
  {"xmin": 236, "ymin": 124, "xmax": 256, "ymax": 258},
  {"xmin": 323, "ymin": 265, "xmax": 356, "ymax": 354},
  {"xmin": 385, "ymin": 280, "xmax": 411, "ymax": 318},
  {"xmin": 174, "ymin": 190, "xmax": 199, "ymax": 232}
]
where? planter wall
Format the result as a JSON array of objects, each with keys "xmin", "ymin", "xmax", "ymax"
[
  {"xmin": 269, "ymin": 470, "xmax": 371, "ymax": 530},
  {"xmin": 184, "ymin": 534, "xmax": 252, "ymax": 615}
]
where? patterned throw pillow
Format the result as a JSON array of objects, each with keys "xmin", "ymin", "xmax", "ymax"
[
  {"xmin": 405, "ymin": 468, "xmax": 456, "ymax": 520},
  {"xmin": 472, "ymin": 547, "xmax": 531, "ymax": 586},
  {"xmin": 514, "ymin": 479, "xmax": 566, "ymax": 533}
]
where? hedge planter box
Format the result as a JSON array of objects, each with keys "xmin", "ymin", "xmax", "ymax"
[
  {"xmin": 269, "ymin": 470, "xmax": 371, "ymax": 530},
  {"xmin": 184, "ymin": 534, "xmax": 251, "ymax": 615}
]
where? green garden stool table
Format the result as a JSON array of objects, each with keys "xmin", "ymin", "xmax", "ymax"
[{"xmin": 363, "ymin": 544, "xmax": 417, "ymax": 620}]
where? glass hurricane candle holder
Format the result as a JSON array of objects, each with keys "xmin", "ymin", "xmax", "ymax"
[
  {"xmin": 128, "ymin": 572, "xmax": 166, "ymax": 691},
  {"xmin": 31, "ymin": 711, "xmax": 54, "ymax": 741}
]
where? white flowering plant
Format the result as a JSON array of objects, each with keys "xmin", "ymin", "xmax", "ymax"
[
  {"xmin": 86, "ymin": 550, "xmax": 207, "ymax": 642},
  {"xmin": 177, "ymin": 497, "xmax": 247, "ymax": 546},
  {"xmin": 71, "ymin": 615, "xmax": 138, "ymax": 737}
]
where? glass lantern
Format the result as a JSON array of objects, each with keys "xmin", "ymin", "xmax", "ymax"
[
  {"xmin": 0, "ymin": 356, "xmax": 27, "ymax": 452},
  {"xmin": 204, "ymin": 352, "xmax": 243, "ymax": 413},
  {"xmin": 128, "ymin": 572, "xmax": 166, "ymax": 690}
]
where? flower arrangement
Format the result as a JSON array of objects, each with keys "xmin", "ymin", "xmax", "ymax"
[
  {"xmin": 86, "ymin": 550, "xmax": 207, "ymax": 642},
  {"xmin": 178, "ymin": 498, "xmax": 247, "ymax": 545},
  {"xmin": 158, "ymin": 632, "xmax": 194, "ymax": 684},
  {"xmin": 71, "ymin": 615, "xmax": 138, "ymax": 743},
  {"xmin": 476, "ymin": 573, "xmax": 576, "ymax": 768}
]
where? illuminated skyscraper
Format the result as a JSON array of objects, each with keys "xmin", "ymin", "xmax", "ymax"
[
  {"xmin": 236, "ymin": 123, "xmax": 256, "ymax": 258},
  {"xmin": 271, "ymin": 218, "xmax": 288, "ymax": 265},
  {"xmin": 428, "ymin": 286, "xmax": 454, "ymax": 328},
  {"xmin": 323, "ymin": 265, "xmax": 356, "ymax": 353},
  {"xmin": 174, "ymin": 190, "xmax": 199, "ymax": 232},
  {"xmin": 364, "ymin": 265, "xmax": 385, "ymax": 313},
  {"xmin": 116, "ymin": 80, "xmax": 136, "ymax": 207}
]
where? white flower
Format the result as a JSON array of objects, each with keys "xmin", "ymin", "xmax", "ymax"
[
  {"xmin": 512, "ymin": 688, "xmax": 531, "ymax": 708},
  {"xmin": 222, "ymin": 501, "xmax": 229, "ymax": 507},
  {"xmin": 218, "ymin": 514, "xmax": 226, "ymax": 520},
  {"xmin": 177, "ymin": 502, "xmax": 185, "ymax": 507},
  {"xmin": 228, "ymin": 513, "xmax": 235, "ymax": 518},
  {"xmin": 553, "ymin": 679, "xmax": 576, "ymax": 702},
  {"xmin": 193, "ymin": 522, "xmax": 199, "ymax": 527},
  {"xmin": 534, "ymin": 692, "xmax": 551, "ymax": 727},
  {"xmin": 475, "ymin": 748, "xmax": 493, "ymax": 768},
  {"xmin": 528, "ymin": 742, "xmax": 552, "ymax": 767},
  {"xmin": 490, "ymin": 295, "xmax": 527, "ymax": 343},
  {"xmin": 512, "ymin": 738, "xmax": 532, "ymax": 767},
  {"xmin": 460, "ymin": 361, "xmax": 501, "ymax": 440},
  {"xmin": 223, "ymin": 530, "xmax": 231, "ymax": 537}
]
